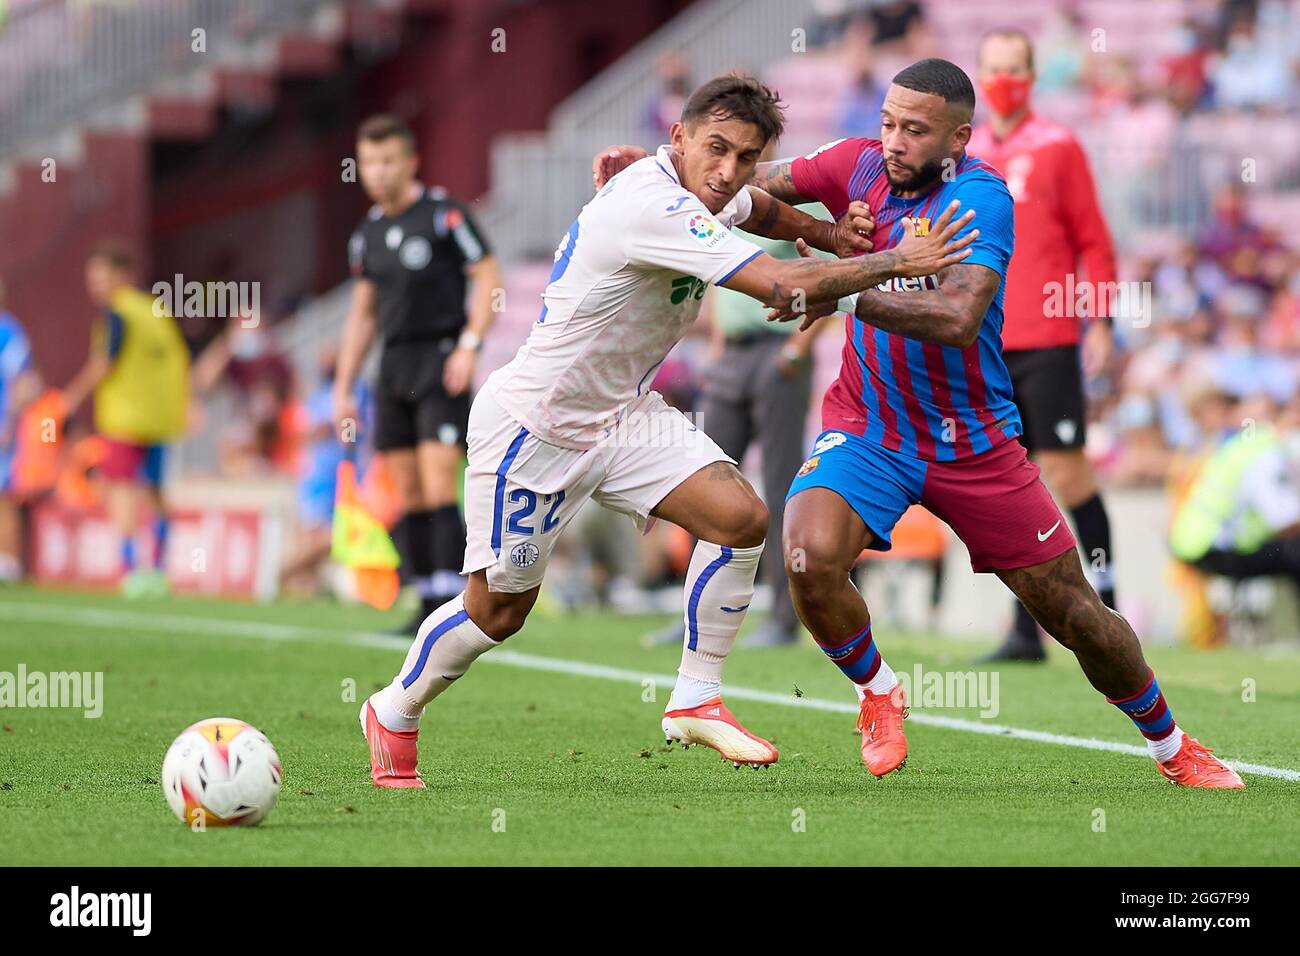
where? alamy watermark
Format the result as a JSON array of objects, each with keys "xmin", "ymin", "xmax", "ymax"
[
  {"xmin": 0, "ymin": 665, "xmax": 103, "ymax": 718},
  {"xmin": 894, "ymin": 663, "xmax": 1000, "ymax": 718},
  {"xmin": 1042, "ymin": 275, "xmax": 1151, "ymax": 328},
  {"xmin": 596, "ymin": 408, "xmax": 706, "ymax": 456},
  {"xmin": 151, "ymin": 274, "xmax": 260, "ymax": 326}
]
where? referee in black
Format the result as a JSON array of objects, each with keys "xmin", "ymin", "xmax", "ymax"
[{"xmin": 334, "ymin": 114, "xmax": 500, "ymax": 633}]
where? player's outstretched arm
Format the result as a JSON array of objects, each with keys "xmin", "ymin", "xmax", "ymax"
[
  {"xmin": 853, "ymin": 262, "xmax": 1001, "ymax": 348},
  {"xmin": 333, "ymin": 277, "xmax": 377, "ymax": 439},
  {"xmin": 744, "ymin": 187, "xmax": 872, "ymax": 257},
  {"xmin": 728, "ymin": 200, "xmax": 976, "ymax": 313}
]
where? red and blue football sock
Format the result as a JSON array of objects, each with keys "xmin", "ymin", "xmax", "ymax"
[
  {"xmin": 814, "ymin": 622, "xmax": 897, "ymax": 698},
  {"xmin": 1107, "ymin": 669, "xmax": 1184, "ymax": 761}
]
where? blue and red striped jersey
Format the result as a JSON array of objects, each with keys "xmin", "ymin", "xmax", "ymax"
[{"xmin": 791, "ymin": 137, "xmax": 1021, "ymax": 461}]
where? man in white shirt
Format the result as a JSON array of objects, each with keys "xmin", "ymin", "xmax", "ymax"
[{"xmin": 360, "ymin": 74, "xmax": 977, "ymax": 788}]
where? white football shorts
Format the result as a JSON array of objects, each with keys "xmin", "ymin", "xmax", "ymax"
[{"xmin": 462, "ymin": 385, "xmax": 733, "ymax": 593}]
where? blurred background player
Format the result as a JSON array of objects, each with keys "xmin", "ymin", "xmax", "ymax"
[
  {"xmin": 62, "ymin": 242, "xmax": 190, "ymax": 598},
  {"xmin": 1171, "ymin": 377, "xmax": 1300, "ymax": 593},
  {"xmin": 335, "ymin": 115, "xmax": 502, "ymax": 634},
  {"xmin": 968, "ymin": 28, "xmax": 1121, "ymax": 662},
  {"xmin": 0, "ymin": 279, "xmax": 37, "ymax": 584}
]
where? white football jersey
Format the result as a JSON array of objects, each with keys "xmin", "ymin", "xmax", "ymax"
[{"xmin": 487, "ymin": 145, "xmax": 762, "ymax": 449}]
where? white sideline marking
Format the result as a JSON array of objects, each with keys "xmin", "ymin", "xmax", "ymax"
[{"xmin": 2, "ymin": 600, "xmax": 1296, "ymax": 782}]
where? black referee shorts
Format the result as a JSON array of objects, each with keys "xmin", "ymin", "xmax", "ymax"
[
  {"xmin": 374, "ymin": 339, "xmax": 471, "ymax": 452},
  {"xmin": 1004, "ymin": 344, "xmax": 1087, "ymax": 453}
]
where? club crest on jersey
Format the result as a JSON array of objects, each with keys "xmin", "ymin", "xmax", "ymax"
[
  {"xmin": 510, "ymin": 542, "xmax": 540, "ymax": 568},
  {"xmin": 686, "ymin": 213, "xmax": 727, "ymax": 249},
  {"xmin": 797, "ymin": 455, "xmax": 820, "ymax": 477},
  {"xmin": 911, "ymin": 217, "xmax": 931, "ymax": 236},
  {"xmin": 399, "ymin": 236, "xmax": 433, "ymax": 271}
]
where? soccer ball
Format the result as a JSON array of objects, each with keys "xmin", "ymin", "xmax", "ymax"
[{"xmin": 161, "ymin": 718, "xmax": 282, "ymax": 827}]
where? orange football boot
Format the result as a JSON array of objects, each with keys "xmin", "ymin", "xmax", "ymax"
[
  {"xmin": 857, "ymin": 683, "xmax": 908, "ymax": 777},
  {"xmin": 663, "ymin": 697, "xmax": 778, "ymax": 768},
  {"xmin": 1156, "ymin": 736, "xmax": 1245, "ymax": 789},
  {"xmin": 360, "ymin": 699, "xmax": 426, "ymax": 789}
]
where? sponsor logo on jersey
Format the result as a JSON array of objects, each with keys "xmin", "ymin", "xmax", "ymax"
[
  {"xmin": 670, "ymin": 275, "xmax": 707, "ymax": 304},
  {"xmin": 873, "ymin": 274, "xmax": 940, "ymax": 293},
  {"xmin": 797, "ymin": 455, "xmax": 820, "ymax": 477},
  {"xmin": 399, "ymin": 236, "xmax": 433, "ymax": 271}
]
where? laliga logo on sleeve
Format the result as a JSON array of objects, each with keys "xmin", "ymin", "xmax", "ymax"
[{"xmin": 686, "ymin": 213, "xmax": 728, "ymax": 249}]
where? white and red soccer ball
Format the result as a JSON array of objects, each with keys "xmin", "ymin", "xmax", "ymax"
[{"xmin": 161, "ymin": 718, "xmax": 282, "ymax": 827}]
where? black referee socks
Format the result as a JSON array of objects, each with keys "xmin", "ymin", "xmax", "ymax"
[
  {"xmin": 429, "ymin": 504, "xmax": 467, "ymax": 601},
  {"xmin": 396, "ymin": 506, "xmax": 467, "ymax": 612},
  {"xmin": 1070, "ymin": 493, "xmax": 1116, "ymax": 610}
]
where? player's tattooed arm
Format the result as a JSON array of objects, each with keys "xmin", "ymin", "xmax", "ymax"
[
  {"xmin": 853, "ymin": 263, "xmax": 1001, "ymax": 348},
  {"xmin": 743, "ymin": 187, "xmax": 872, "ymax": 257},
  {"xmin": 748, "ymin": 161, "xmax": 808, "ymax": 204},
  {"xmin": 748, "ymin": 200, "xmax": 977, "ymax": 320}
]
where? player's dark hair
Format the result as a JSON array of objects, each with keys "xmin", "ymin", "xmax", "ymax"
[
  {"xmin": 978, "ymin": 28, "xmax": 1035, "ymax": 72},
  {"xmin": 681, "ymin": 74, "xmax": 785, "ymax": 145},
  {"xmin": 357, "ymin": 113, "xmax": 416, "ymax": 154},
  {"xmin": 892, "ymin": 58, "xmax": 977, "ymax": 119},
  {"xmin": 88, "ymin": 239, "xmax": 135, "ymax": 272}
]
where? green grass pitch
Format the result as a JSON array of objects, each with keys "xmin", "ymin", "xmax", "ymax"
[{"xmin": 1, "ymin": 585, "xmax": 1297, "ymax": 866}]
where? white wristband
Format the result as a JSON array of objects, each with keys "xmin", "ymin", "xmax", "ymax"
[{"xmin": 837, "ymin": 293, "xmax": 859, "ymax": 315}]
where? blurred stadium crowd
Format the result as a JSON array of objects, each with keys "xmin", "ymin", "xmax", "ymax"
[
  {"xmin": 640, "ymin": 0, "xmax": 1300, "ymax": 492},
  {"xmin": 0, "ymin": 0, "xmax": 1296, "ymax": 646}
]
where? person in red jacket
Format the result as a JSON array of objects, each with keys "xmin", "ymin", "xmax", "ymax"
[{"xmin": 968, "ymin": 28, "xmax": 1119, "ymax": 662}]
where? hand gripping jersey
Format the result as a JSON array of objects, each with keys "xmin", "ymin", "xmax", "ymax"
[
  {"xmin": 791, "ymin": 137, "xmax": 1021, "ymax": 462},
  {"xmin": 486, "ymin": 145, "xmax": 762, "ymax": 449}
]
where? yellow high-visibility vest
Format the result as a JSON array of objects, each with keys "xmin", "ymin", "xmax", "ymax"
[{"xmin": 93, "ymin": 287, "xmax": 190, "ymax": 443}]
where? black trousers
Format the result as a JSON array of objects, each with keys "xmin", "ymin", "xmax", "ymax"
[{"xmin": 1193, "ymin": 538, "xmax": 1300, "ymax": 591}]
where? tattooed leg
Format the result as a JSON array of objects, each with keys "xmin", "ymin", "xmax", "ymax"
[{"xmin": 996, "ymin": 548, "xmax": 1149, "ymax": 699}]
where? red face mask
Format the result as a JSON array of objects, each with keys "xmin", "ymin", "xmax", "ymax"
[{"xmin": 981, "ymin": 74, "xmax": 1032, "ymax": 117}]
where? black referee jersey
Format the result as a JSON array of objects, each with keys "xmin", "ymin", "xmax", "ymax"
[{"xmin": 348, "ymin": 185, "xmax": 491, "ymax": 345}]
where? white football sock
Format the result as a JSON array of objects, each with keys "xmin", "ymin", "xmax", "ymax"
[
  {"xmin": 673, "ymin": 540, "xmax": 763, "ymax": 706},
  {"xmin": 864, "ymin": 656, "xmax": 898, "ymax": 696},
  {"xmin": 669, "ymin": 673, "xmax": 721, "ymax": 711},
  {"xmin": 852, "ymin": 657, "xmax": 899, "ymax": 700},
  {"xmin": 374, "ymin": 593, "xmax": 499, "ymax": 731},
  {"xmin": 1149, "ymin": 726, "xmax": 1185, "ymax": 762}
]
